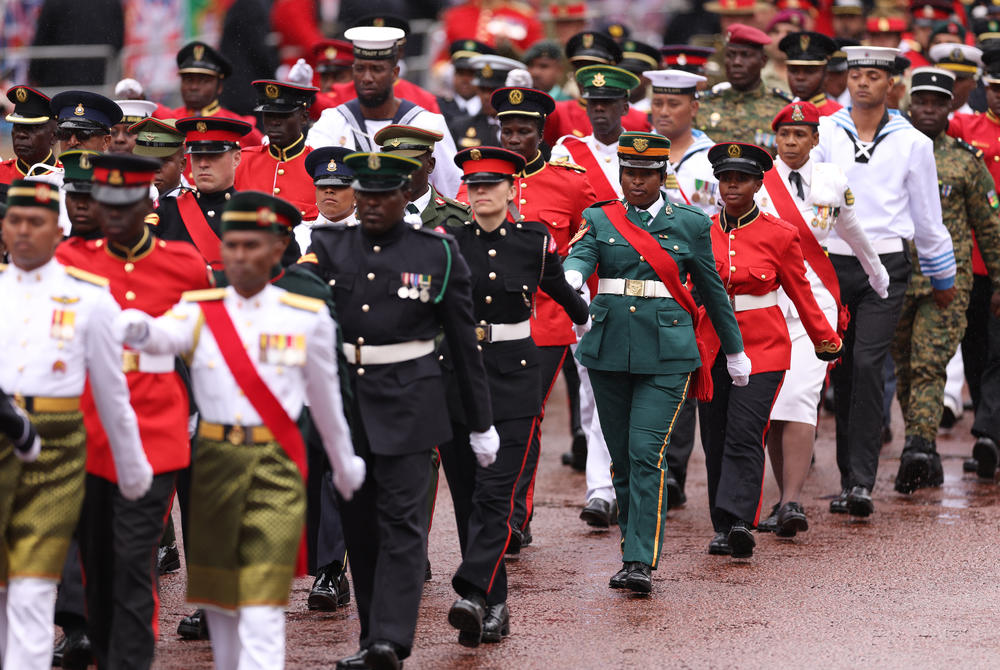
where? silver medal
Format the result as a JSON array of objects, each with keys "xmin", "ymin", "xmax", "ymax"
[{"xmin": 397, "ymin": 286, "xmax": 409, "ymax": 299}]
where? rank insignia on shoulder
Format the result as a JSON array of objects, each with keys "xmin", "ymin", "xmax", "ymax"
[
  {"xmin": 435, "ymin": 197, "xmax": 445, "ymax": 206},
  {"xmin": 551, "ymin": 160, "xmax": 586, "ymax": 172},
  {"xmin": 572, "ymin": 129, "xmax": 585, "ymax": 137},
  {"xmin": 0, "ymin": 263, "xmax": 7, "ymax": 272},
  {"xmin": 144, "ymin": 213, "xmax": 160, "ymax": 227},
  {"xmin": 568, "ymin": 225, "xmax": 590, "ymax": 246},
  {"xmin": 297, "ymin": 253, "xmax": 318, "ymax": 265},
  {"xmin": 182, "ymin": 287, "xmax": 227, "ymax": 302},
  {"xmin": 844, "ymin": 188, "xmax": 855, "ymax": 206},
  {"xmin": 280, "ymin": 293, "xmax": 324, "ymax": 313},
  {"xmin": 989, "ymin": 190, "xmax": 999, "ymax": 210},
  {"xmin": 65, "ymin": 266, "xmax": 110, "ymax": 287}
]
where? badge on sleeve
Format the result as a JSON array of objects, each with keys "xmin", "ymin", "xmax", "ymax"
[{"xmin": 989, "ymin": 190, "xmax": 999, "ymax": 210}]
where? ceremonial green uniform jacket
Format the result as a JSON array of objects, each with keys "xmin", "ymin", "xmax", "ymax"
[
  {"xmin": 696, "ymin": 81, "xmax": 790, "ymax": 152},
  {"xmin": 420, "ymin": 186, "xmax": 471, "ymax": 230},
  {"xmin": 564, "ymin": 196, "xmax": 743, "ymax": 375},
  {"xmin": 908, "ymin": 134, "xmax": 1000, "ymax": 297}
]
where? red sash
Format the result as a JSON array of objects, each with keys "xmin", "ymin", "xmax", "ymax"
[
  {"xmin": 600, "ymin": 201, "xmax": 713, "ymax": 401},
  {"xmin": 761, "ymin": 169, "xmax": 849, "ymax": 334},
  {"xmin": 199, "ymin": 298, "xmax": 308, "ymax": 575},
  {"xmin": 563, "ymin": 137, "xmax": 619, "ymax": 202},
  {"xmin": 176, "ymin": 192, "xmax": 223, "ymax": 270}
]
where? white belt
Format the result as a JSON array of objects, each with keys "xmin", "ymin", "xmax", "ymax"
[
  {"xmin": 597, "ymin": 278, "xmax": 673, "ymax": 299},
  {"xmin": 826, "ymin": 237, "xmax": 903, "ymax": 256},
  {"xmin": 122, "ymin": 350, "xmax": 174, "ymax": 374},
  {"xmin": 475, "ymin": 319, "xmax": 530, "ymax": 343},
  {"xmin": 342, "ymin": 339, "xmax": 435, "ymax": 366},
  {"xmin": 733, "ymin": 291, "xmax": 779, "ymax": 312}
]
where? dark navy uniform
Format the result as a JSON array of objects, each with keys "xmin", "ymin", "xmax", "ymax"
[{"xmin": 152, "ymin": 186, "xmax": 234, "ymax": 246}]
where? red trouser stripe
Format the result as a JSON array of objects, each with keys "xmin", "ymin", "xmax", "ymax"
[{"xmin": 488, "ymin": 416, "xmax": 540, "ymax": 593}]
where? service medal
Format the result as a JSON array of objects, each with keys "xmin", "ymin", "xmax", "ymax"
[{"xmin": 397, "ymin": 286, "xmax": 409, "ymax": 299}]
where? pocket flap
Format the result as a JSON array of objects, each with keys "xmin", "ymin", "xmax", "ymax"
[{"xmin": 590, "ymin": 302, "xmax": 609, "ymax": 322}]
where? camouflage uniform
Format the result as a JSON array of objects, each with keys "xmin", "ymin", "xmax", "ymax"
[
  {"xmin": 892, "ymin": 134, "xmax": 1000, "ymax": 441},
  {"xmin": 695, "ymin": 82, "xmax": 791, "ymax": 152}
]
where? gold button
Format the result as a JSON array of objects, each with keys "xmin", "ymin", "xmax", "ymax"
[
  {"xmin": 125, "ymin": 291, "xmax": 136, "ymax": 301},
  {"xmin": 367, "ymin": 272, "xmax": 375, "ymax": 280},
  {"xmin": 57, "ymin": 342, "xmax": 64, "ymax": 349},
  {"xmin": 485, "ymin": 296, "xmax": 493, "ymax": 304},
  {"xmin": 639, "ymin": 255, "xmax": 645, "ymax": 262},
  {"xmin": 522, "ymin": 284, "xmax": 528, "ymax": 290},
  {"xmin": 673, "ymin": 245, "xmax": 679, "ymax": 251},
  {"xmin": 273, "ymin": 187, "xmax": 281, "ymax": 194},
  {"xmin": 500, "ymin": 228, "xmax": 507, "ymax": 236},
  {"xmin": 276, "ymin": 366, "xmax": 284, "ymax": 375},
  {"xmin": 519, "ymin": 198, "xmax": 527, "ymax": 204},
  {"xmin": 761, "ymin": 273, "xmax": 767, "ymax": 279},
  {"xmin": 277, "ymin": 168, "xmax": 285, "ymax": 175},
  {"xmin": 730, "ymin": 250, "xmax": 736, "ymax": 256},
  {"xmin": 357, "ymin": 367, "xmax": 365, "ymax": 375},
  {"xmin": 520, "ymin": 359, "xmax": 527, "ymax": 366},
  {"xmin": 608, "ymin": 237, "xmax": 615, "ymax": 243},
  {"xmin": 489, "ymin": 272, "xmax": 497, "ymax": 280},
  {"xmin": 488, "ymin": 249, "xmax": 497, "ymax": 257},
  {"xmin": 629, "ymin": 306, "xmax": 636, "ymax": 313},
  {"xmin": 208, "ymin": 360, "xmax": 216, "ymax": 369},
  {"xmin": 23, "ymin": 317, "xmax": 29, "ymax": 324},
  {"xmin": 124, "ymin": 262, "xmax": 135, "ymax": 272},
  {"xmin": 362, "ymin": 304, "xmax": 370, "ymax": 312},
  {"xmin": 17, "ymin": 365, "xmax": 24, "ymax": 372},
  {"xmin": 730, "ymin": 233, "xmax": 736, "ymax": 239},
  {"xmin": 730, "ymin": 266, "xmax": 736, "ymax": 272},
  {"xmin": 373, "ymin": 245, "xmax": 382, "ymax": 253},
  {"xmin": 672, "ymin": 319, "xmax": 678, "ymax": 325},
  {"xmin": 357, "ymin": 337, "xmax": 365, "ymax": 345}
]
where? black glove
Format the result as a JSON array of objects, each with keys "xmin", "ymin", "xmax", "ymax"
[{"xmin": 0, "ymin": 394, "xmax": 39, "ymax": 455}]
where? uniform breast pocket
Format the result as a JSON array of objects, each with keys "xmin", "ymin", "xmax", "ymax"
[
  {"xmin": 596, "ymin": 234, "xmax": 634, "ymax": 264},
  {"xmin": 659, "ymin": 238, "xmax": 690, "ymax": 262},
  {"xmin": 328, "ymin": 273, "xmax": 355, "ymax": 295},
  {"xmin": 656, "ymin": 309, "xmax": 699, "ymax": 361},
  {"xmin": 749, "ymin": 265, "xmax": 776, "ymax": 290},
  {"xmin": 503, "ymin": 274, "xmax": 538, "ymax": 299}
]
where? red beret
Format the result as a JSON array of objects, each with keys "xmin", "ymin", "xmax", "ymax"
[
  {"xmin": 726, "ymin": 23, "xmax": 772, "ymax": 48},
  {"xmin": 867, "ymin": 16, "xmax": 907, "ymax": 34},
  {"xmin": 771, "ymin": 101, "xmax": 820, "ymax": 130}
]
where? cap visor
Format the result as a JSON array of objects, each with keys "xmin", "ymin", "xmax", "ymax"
[
  {"xmin": 314, "ymin": 176, "xmax": 355, "ymax": 186},
  {"xmin": 351, "ymin": 178, "xmax": 407, "ymax": 192},
  {"xmin": 58, "ymin": 119, "xmax": 108, "ymax": 132},
  {"xmin": 62, "ymin": 181, "xmax": 94, "ymax": 194},
  {"xmin": 618, "ymin": 158, "xmax": 667, "ymax": 169},
  {"xmin": 92, "ymin": 184, "xmax": 150, "ymax": 205},
  {"xmin": 186, "ymin": 142, "xmax": 240, "ymax": 155},
  {"xmin": 713, "ymin": 163, "xmax": 765, "ymax": 177},
  {"xmin": 461, "ymin": 172, "xmax": 512, "ymax": 184},
  {"xmin": 581, "ymin": 90, "xmax": 627, "ymax": 100},
  {"xmin": 253, "ymin": 104, "xmax": 300, "ymax": 113}
]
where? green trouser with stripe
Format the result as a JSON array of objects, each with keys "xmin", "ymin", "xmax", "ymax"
[{"xmin": 588, "ymin": 371, "xmax": 689, "ymax": 570}]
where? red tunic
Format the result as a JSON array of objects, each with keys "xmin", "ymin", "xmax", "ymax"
[
  {"xmin": 234, "ymin": 137, "xmax": 318, "ymax": 220},
  {"xmin": 708, "ymin": 209, "xmax": 840, "ymax": 374},
  {"xmin": 166, "ymin": 102, "xmax": 264, "ymax": 147},
  {"xmin": 0, "ymin": 153, "xmax": 59, "ymax": 185},
  {"xmin": 543, "ymin": 99, "xmax": 651, "ymax": 147},
  {"xmin": 437, "ymin": 1, "xmax": 543, "ymax": 64},
  {"xmin": 809, "ymin": 93, "xmax": 842, "ymax": 117},
  {"xmin": 55, "ymin": 234, "xmax": 212, "ymax": 480},
  {"xmin": 947, "ymin": 111, "xmax": 1000, "ymax": 276},
  {"xmin": 457, "ymin": 155, "xmax": 597, "ymax": 346},
  {"xmin": 321, "ymin": 79, "xmax": 441, "ymax": 115}
]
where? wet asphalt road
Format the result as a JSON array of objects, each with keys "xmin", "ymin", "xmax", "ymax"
[{"xmin": 150, "ymin": 384, "xmax": 1000, "ymax": 669}]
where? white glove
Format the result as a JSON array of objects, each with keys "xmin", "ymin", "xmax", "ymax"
[
  {"xmin": 565, "ymin": 269, "xmax": 584, "ymax": 291},
  {"xmin": 573, "ymin": 314, "xmax": 593, "ymax": 339},
  {"xmin": 12, "ymin": 403, "xmax": 41, "ymax": 463},
  {"xmin": 115, "ymin": 453, "xmax": 153, "ymax": 501},
  {"xmin": 726, "ymin": 351, "xmax": 752, "ymax": 387},
  {"xmin": 470, "ymin": 426, "xmax": 500, "ymax": 468},
  {"xmin": 505, "ymin": 68, "xmax": 533, "ymax": 87},
  {"xmin": 287, "ymin": 58, "xmax": 314, "ymax": 87},
  {"xmin": 333, "ymin": 455, "xmax": 367, "ymax": 500},
  {"xmin": 114, "ymin": 309, "xmax": 151, "ymax": 346},
  {"xmin": 868, "ymin": 264, "xmax": 890, "ymax": 299}
]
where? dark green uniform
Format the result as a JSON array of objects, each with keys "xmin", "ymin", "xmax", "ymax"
[
  {"xmin": 696, "ymin": 82, "xmax": 790, "ymax": 152},
  {"xmin": 420, "ymin": 186, "xmax": 471, "ymax": 230},
  {"xmin": 564, "ymin": 196, "xmax": 743, "ymax": 568},
  {"xmin": 893, "ymin": 135, "xmax": 1000, "ymax": 442}
]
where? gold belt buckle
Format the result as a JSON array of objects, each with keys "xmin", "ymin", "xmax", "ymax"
[
  {"xmin": 475, "ymin": 325, "xmax": 489, "ymax": 342},
  {"xmin": 122, "ymin": 350, "xmax": 140, "ymax": 373},
  {"xmin": 354, "ymin": 347, "xmax": 362, "ymax": 365},
  {"xmin": 624, "ymin": 279, "xmax": 645, "ymax": 297},
  {"xmin": 13, "ymin": 393, "xmax": 25, "ymax": 410},
  {"xmin": 227, "ymin": 425, "xmax": 245, "ymax": 445}
]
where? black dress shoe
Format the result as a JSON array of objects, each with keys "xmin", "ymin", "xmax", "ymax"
[
  {"xmin": 964, "ymin": 457, "xmax": 979, "ymax": 473},
  {"xmin": 666, "ymin": 477, "xmax": 686, "ymax": 508},
  {"xmin": 609, "ymin": 563, "xmax": 630, "ymax": 589},
  {"xmin": 335, "ymin": 649, "xmax": 368, "ymax": 670},
  {"xmin": 756, "ymin": 503, "xmax": 780, "ymax": 533},
  {"xmin": 775, "ymin": 502, "xmax": 808, "ymax": 537},
  {"xmin": 580, "ymin": 498, "xmax": 612, "ymax": 527},
  {"xmin": 425, "ymin": 559, "xmax": 432, "ymax": 582},
  {"xmin": 569, "ymin": 429, "xmax": 587, "ymax": 471},
  {"xmin": 60, "ymin": 629, "xmax": 93, "ymax": 670},
  {"xmin": 829, "ymin": 489, "xmax": 850, "ymax": 514},
  {"xmin": 157, "ymin": 542, "xmax": 181, "ymax": 574},
  {"xmin": 177, "ymin": 609, "xmax": 210, "ymax": 640},
  {"xmin": 846, "ymin": 486, "xmax": 874, "ymax": 517},
  {"xmin": 481, "ymin": 603, "xmax": 510, "ymax": 643},
  {"xmin": 708, "ymin": 532, "xmax": 732, "ymax": 555},
  {"xmin": 973, "ymin": 437, "xmax": 999, "ymax": 480},
  {"xmin": 307, "ymin": 563, "xmax": 351, "ymax": 611},
  {"xmin": 727, "ymin": 522, "xmax": 755, "ymax": 558},
  {"xmin": 625, "ymin": 562, "xmax": 652, "ymax": 594},
  {"xmin": 505, "ymin": 527, "xmax": 522, "ymax": 556},
  {"xmin": 366, "ymin": 641, "xmax": 402, "ymax": 670},
  {"xmin": 448, "ymin": 592, "xmax": 486, "ymax": 648},
  {"xmin": 521, "ymin": 522, "xmax": 533, "ymax": 546}
]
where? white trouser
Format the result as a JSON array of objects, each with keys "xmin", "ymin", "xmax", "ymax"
[
  {"xmin": 943, "ymin": 348, "xmax": 965, "ymax": 420},
  {"xmin": 2, "ymin": 577, "xmax": 57, "ymax": 670},
  {"xmin": 206, "ymin": 606, "xmax": 285, "ymax": 670},
  {"xmin": 571, "ymin": 345, "xmax": 614, "ymax": 503}
]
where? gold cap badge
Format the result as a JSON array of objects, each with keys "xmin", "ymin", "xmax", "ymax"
[
  {"xmin": 256, "ymin": 207, "xmax": 276, "ymax": 226},
  {"xmin": 509, "ymin": 89, "xmax": 524, "ymax": 105},
  {"xmin": 15, "ymin": 88, "xmax": 27, "ymax": 103},
  {"xmin": 193, "ymin": 44, "xmax": 205, "ymax": 61},
  {"xmin": 325, "ymin": 47, "xmax": 337, "ymax": 59},
  {"xmin": 367, "ymin": 153, "xmax": 381, "ymax": 170},
  {"xmin": 74, "ymin": 103, "xmax": 85, "ymax": 117},
  {"xmin": 582, "ymin": 34, "xmax": 594, "ymax": 48},
  {"xmin": 728, "ymin": 144, "xmax": 742, "ymax": 158},
  {"xmin": 79, "ymin": 154, "xmax": 91, "ymax": 170},
  {"xmin": 470, "ymin": 148, "xmax": 482, "ymax": 160},
  {"xmin": 109, "ymin": 169, "xmax": 124, "ymax": 186},
  {"xmin": 791, "ymin": 104, "xmax": 804, "ymax": 121},
  {"xmin": 373, "ymin": 17, "xmax": 385, "ymax": 26},
  {"xmin": 326, "ymin": 159, "xmax": 337, "ymax": 172},
  {"xmin": 196, "ymin": 121, "xmax": 207, "ymax": 133},
  {"xmin": 633, "ymin": 137, "xmax": 649, "ymax": 152},
  {"xmin": 482, "ymin": 64, "xmax": 493, "ymax": 78},
  {"xmin": 265, "ymin": 84, "xmax": 280, "ymax": 99},
  {"xmin": 592, "ymin": 72, "xmax": 606, "ymax": 87},
  {"xmin": 800, "ymin": 34, "xmax": 810, "ymax": 52}
]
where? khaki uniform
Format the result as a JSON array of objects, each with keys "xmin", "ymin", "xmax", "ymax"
[{"xmin": 696, "ymin": 82, "xmax": 791, "ymax": 152}]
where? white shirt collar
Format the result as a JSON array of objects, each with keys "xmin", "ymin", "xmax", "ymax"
[
  {"xmin": 10, "ymin": 257, "xmax": 62, "ymax": 283},
  {"xmin": 776, "ymin": 156, "xmax": 813, "ymax": 187},
  {"xmin": 631, "ymin": 194, "xmax": 664, "ymax": 224},
  {"xmin": 411, "ymin": 187, "xmax": 433, "ymax": 213}
]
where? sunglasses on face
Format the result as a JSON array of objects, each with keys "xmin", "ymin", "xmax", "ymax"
[{"xmin": 56, "ymin": 127, "xmax": 102, "ymax": 142}]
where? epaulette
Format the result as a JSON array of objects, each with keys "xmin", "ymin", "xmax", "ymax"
[
  {"xmin": 144, "ymin": 212, "xmax": 160, "ymax": 227},
  {"xmin": 65, "ymin": 266, "xmax": 110, "ymax": 287},
  {"xmin": 297, "ymin": 252, "xmax": 319, "ymax": 265},
  {"xmin": 587, "ymin": 199, "xmax": 619, "ymax": 210},
  {"xmin": 182, "ymin": 287, "xmax": 226, "ymax": 302},
  {"xmin": 956, "ymin": 138, "xmax": 983, "ymax": 159},
  {"xmin": 280, "ymin": 292, "xmax": 324, "ymax": 313},
  {"xmin": 772, "ymin": 88, "xmax": 793, "ymax": 102},
  {"xmin": 0, "ymin": 263, "xmax": 7, "ymax": 272},
  {"xmin": 437, "ymin": 194, "xmax": 471, "ymax": 211},
  {"xmin": 549, "ymin": 159, "xmax": 586, "ymax": 173}
]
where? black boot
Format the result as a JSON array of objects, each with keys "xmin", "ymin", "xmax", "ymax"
[{"xmin": 308, "ymin": 562, "xmax": 351, "ymax": 611}]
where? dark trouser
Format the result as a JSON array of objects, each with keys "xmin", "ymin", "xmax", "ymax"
[
  {"xmin": 562, "ymin": 351, "xmax": 583, "ymax": 435},
  {"xmin": 339, "ymin": 430, "xmax": 431, "ymax": 659},
  {"xmin": 969, "ymin": 276, "xmax": 1000, "ymax": 443},
  {"xmin": 699, "ymin": 356, "xmax": 784, "ymax": 532},
  {"xmin": 665, "ymin": 397, "xmax": 697, "ymax": 493},
  {"xmin": 54, "ymin": 536, "xmax": 86, "ymax": 632},
  {"xmin": 445, "ymin": 416, "xmax": 539, "ymax": 605},
  {"xmin": 304, "ymin": 407, "xmax": 347, "ymax": 575},
  {"xmin": 78, "ymin": 471, "xmax": 177, "ymax": 670},
  {"xmin": 830, "ymin": 251, "xmax": 909, "ymax": 490},
  {"xmin": 962, "ymin": 274, "xmax": 993, "ymax": 410},
  {"xmin": 510, "ymin": 345, "xmax": 567, "ymax": 532}
]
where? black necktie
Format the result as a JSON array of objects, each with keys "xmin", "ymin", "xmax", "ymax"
[{"xmin": 788, "ymin": 170, "xmax": 805, "ymax": 200}]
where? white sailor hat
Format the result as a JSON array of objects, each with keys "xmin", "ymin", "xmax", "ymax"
[
  {"xmin": 642, "ymin": 69, "xmax": 707, "ymax": 95},
  {"xmin": 113, "ymin": 99, "xmax": 157, "ymax": 125},
  {"xmin": 470, "ymin": 54, "xmax": 528, "ymax": 88},
  {"xmin": 928, "ymin": 42, "xmax": 982, "ymax": 77},
  {"xmin": 909, "ymin": 66, "xmax": 955, "ymax": 98},
  {"xmin": 344, "ymin": 26, "xmax": 405, "ymax": 59},
  {"xmin": 843, "ymin": 45, "xmax": 899, "ymax": 70}
]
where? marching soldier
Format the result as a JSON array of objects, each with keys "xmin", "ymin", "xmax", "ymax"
[
  {"xmin": 295, "ymin": 146, "xmax": 358, "ymax": 254},
  {"xmin": 893, "ymin": 69, "xmax": 1000, "ymax": 489},
  {"xmin": 313, "ymin": 39, "xmax": 354, "ymax": 91},
  {"xmin": 55, "ymin": 154, "xmax": 211, "ymax": 669},
  {"xmin": 0, "ymin": 179, "xmax": 152, "ymax": 670},
  {"xmin": 562, "ymin": 132, "xmax": 745, "ymax": 591},
  {"xmin": 1, "ymin": 85, "xmax": 58, "ymax": 185},
  {"xmin": 130, "ymin": 117, "xmax": 191, "ymax": 199},
  {"xmin": 153, "ymin": 117, "xmax": 252, "ymax": 269},
  {"xmin": 928, "ymin": 43, "xmax": 982, "ymax": 115},
  {"xmin": 446, "ymin": 55, "xmax": 525, "ymax": 150},
  {"xmin": 59, "ymin": 150, "xmax": 102, "ymax": 240},
  {"xmin": 109, "ymin": 100, "xmax": 156, "ymax": 154},
  {"xmin": 235, "ymin": 79, "xmax": 320, "ymax": 220},
  {"xmin": 696, "ymin": 24, "xmax": 792, "ymax": 153},
  {"xmin": 298, "ymin": 152, "xmax": 494, "ymax": 670},
  {"xmin": 437, "ymin": 40, "xmax": 496, "ymax": 126},
  {"xmin": 50, "ymin": 91, "xmax": 121, "ymax": 155},
  {"xmin": 778, "ymin": 31, "xmax": 843, "ymax": 116},
  {"xmin": 442, "ymin": 147, "xmax": 588, "ymax": 646},
  {"xmin": 116, "ymin": 191, "xmax": 363, "ymax": 670}
]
